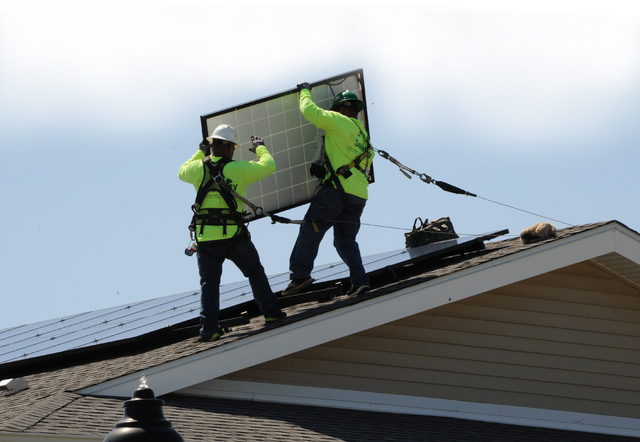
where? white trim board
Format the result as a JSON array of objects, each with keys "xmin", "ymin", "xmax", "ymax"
[{"xmin": 179, "ymin": 380, "xmax": 640, "ymax": 439}]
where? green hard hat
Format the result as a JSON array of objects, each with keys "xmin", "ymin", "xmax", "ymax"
[{"xmin": 331, "ymin": 90, "xmax": 365, "ymax": 112}]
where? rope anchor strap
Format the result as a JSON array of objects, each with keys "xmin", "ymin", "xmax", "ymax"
[
  {"xmin": 269, "ymin": 214, "xmax": 303, "ymax": 225},
  {"xmin": 434, "ymin": 180, "xmax": 477, "ymax": 197}
]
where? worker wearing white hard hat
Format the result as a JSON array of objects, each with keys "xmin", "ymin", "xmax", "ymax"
[{"xmin": 179, "ymin": 124, "xmax": 286, "ymax": 342}]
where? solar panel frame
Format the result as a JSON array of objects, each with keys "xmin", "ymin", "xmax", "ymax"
[{"xmin": 200, "ymin": 69, "xmax": 371, "ymax": 221}]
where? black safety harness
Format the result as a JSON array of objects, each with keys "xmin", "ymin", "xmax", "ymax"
[
  {"xmin": 189, "ymin": 156, "xmax": 247, "ymax": 240},
  {"xmin": 331, "ymin": 147, "xmax": 372, "ymax": 180},
  {"xmin": 322, "ymin": 123, "xmax": 373, "ymax": 204}
]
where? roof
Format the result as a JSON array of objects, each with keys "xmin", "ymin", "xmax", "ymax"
[
  {"xmin": 0, "ymin": 231, "xmax": 499, "ymax": 368},
  {"xmin": 1, "ymin": 220, "xmax": 640, "ymax": 441},
  {"xmin": 7, "ymin": 393, "xmax": 639, "ymax": 442}
]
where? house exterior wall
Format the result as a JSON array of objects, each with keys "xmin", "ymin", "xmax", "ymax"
[{"xmin": 217, "ymin": 260, "xmax": 640, "ymax": 419}]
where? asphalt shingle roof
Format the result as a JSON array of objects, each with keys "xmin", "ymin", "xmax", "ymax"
[
  {"xmin": 2, "ymin": 220, "xmax": 639, "ymax": 441},
  {"xmin": 10, "ymin": 392, "xmax": 640, "ymax": 441}
]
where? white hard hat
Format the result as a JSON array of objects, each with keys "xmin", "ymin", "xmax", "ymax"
[{"xmin": 207, "ymin": 124, "xmax": 238, "ymax": 147}]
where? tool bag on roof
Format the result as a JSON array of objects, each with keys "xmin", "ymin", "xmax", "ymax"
[{"xmin": 404, "ymin": 217, "xmax": 459, "ymax": 249}]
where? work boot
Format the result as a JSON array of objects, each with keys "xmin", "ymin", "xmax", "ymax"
[
  {"xmin": 265, "ymin": 310, "xmax": 287, "ymax": 324},
  {"xmin": 197, "ymin": 331, "xmax": 221, "ymax": 342},
  {"xmin": 282, "ymin": 277, "xmax": 314, "ymax": 296},
  {"xmin": 346, "ymin": 284, "xmax": 370, "ymax": 296}
]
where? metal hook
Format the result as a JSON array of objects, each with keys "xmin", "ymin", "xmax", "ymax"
[{"xmin": 377, "ymin": 150, "xmax": 390, "ymax": 160}]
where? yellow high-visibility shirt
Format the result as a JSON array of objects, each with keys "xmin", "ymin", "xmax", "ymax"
[
  {"xmin": 178, "ymin": 145, "xmax": 275, "ymax": 242},
  {"xmin": 299, "ymin": 88, "xmax": 374, "ymax": 200}
]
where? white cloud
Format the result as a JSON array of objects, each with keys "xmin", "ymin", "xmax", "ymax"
[
  {"xmin": 362, "ymin": 6, "xmax": 640, "ymax": 152},
  {"xmin": 2, "ymin": 1, "xmax": 640, "ymax": 151}
]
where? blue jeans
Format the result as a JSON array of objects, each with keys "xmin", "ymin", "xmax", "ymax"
[
  {"xmin": 289, "ymin": 185, "xmax": 369, "ymax": 287},
  {"xmin": 197, "ymin": 233, "xmax": 281, "ymax": 336}
]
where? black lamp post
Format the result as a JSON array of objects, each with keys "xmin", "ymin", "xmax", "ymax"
[{"xmin": 104, "ymin": 376, "xmax": 184, "ymax": 441}]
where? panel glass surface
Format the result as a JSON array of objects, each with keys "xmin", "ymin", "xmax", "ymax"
[
  {"xmin": 200, "ymin": 70, "xmax": 367, "ymax": 220},
  {"xmin": 0, "ymin": 231, "xmax": 505, "ymax": 365}
]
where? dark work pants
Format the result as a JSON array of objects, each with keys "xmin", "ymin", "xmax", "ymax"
[
  {"xmin": 289, "ymin": 185, "xmax": 369, "ymax": 287},
  {"xmin": 197, "ymin": 233, "xmax": 281, "ymax": 336}
]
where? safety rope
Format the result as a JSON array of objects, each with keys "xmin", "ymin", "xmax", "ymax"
[
  {"xmin": 373, "ymin": 148, "xmax": 573, "ymax": 227},
  {"xmin": 475, "ymin": 196, "xmax": 572, "ymax": 227}
]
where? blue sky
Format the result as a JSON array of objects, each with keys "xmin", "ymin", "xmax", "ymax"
[{"xmin": 1, "ymin": 0, "xmax": 639, "ymax": 329}]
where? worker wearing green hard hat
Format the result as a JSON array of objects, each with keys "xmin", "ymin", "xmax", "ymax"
[
  {"xmin": 330, "ymin": 90, "xmax": 365, "ymax": 112},
  {"xmin": 283, "ymin": 83, "xmax": 374, "ymax": 298}
]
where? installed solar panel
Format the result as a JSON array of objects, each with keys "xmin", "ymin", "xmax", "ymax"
[
  {"xmin": 200, "ymin": 69, "xmax": 369, "ymax": 220},
  {"xmin": 0, "ymin": 231, "xmax": 506, "ymax": 367}
]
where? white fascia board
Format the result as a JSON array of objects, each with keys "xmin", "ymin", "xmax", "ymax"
[
  {"xmin": 79, "ymin": 223, "xmax": 638, "ymax": 399},
  {"xmin": 612, "ymin": 224, "xmax": 640, "ymax": 264},
  {"xmin": 178, "ymin": 380, "xmax": 640, "ymax": 438}
]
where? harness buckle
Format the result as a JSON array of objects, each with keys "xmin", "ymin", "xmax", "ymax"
[
  {"xmin": 336, "ymin": 165, "xmax": 353, "ymax": 179},
  {"xmin": 211, "ymin": 169, "xmax": 225, "ymax": 184}
]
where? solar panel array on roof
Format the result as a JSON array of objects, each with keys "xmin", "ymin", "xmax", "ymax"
[
  {"xmin": 200, "ymin": 69, "xmax": 369, "ymax": 221},
  {"xmin": 0, "ymin": 231, "xmax": 506, "ymax": 366}
]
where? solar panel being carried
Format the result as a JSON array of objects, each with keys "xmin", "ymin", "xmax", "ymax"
[{"xmin": 200, "ymin": 69, "xmax": 369, "ymax": 221}]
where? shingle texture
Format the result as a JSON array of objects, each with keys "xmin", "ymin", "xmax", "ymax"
[
  {"xmin": 9, "ymin": 393, "xmax": 640, "ymax": 441},
  {"xmin": 1, "ymin": 221, "xmax": 639, "ymax": 441}
]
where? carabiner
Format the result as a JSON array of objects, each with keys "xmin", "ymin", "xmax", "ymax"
[{"xmin": 376, "ymin": 150, "xmax": 390, "ymax": 160}]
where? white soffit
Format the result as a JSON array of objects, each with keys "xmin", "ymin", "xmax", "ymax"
[{"xmin": 79, "ymin": 222, "xmax": 640, "ymax": 398}]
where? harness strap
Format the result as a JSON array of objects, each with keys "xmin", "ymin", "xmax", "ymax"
[
  {"xmin": 330, "ymin": 123, "xmax": 373, "ymax": 180},
  {"xmin": 337, "ymin": 149, "xmax": 370, "ymax": 176},
  {"xmin": 202, "ymin": 157, "xmax": 239, "ymax": 212},
  {"xmin": 202, "ymin": 156, "xmax": 263, "ymax": 217},
  {"xmin": 323, "ymin": 153, "xmax": 352, "ymax": 208},
  {"xmin": 191, "ymin": 208, "xmax": 245, "ymax": 237},
  {"xmin": 189, "ymin": 156, "xmax": 246, "ymax": 239}
]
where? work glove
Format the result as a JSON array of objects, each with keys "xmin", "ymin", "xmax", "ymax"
[
  {"xmin": 297, "ymin": 82, "xmax": 311, "ymax": 92},
  {"xmin": 199, "ymin": 138, "xmax": 211, "ymax": 155},
  {"xmin": 310, "ymin": 161, "xmax": 326, "ymax": 180},
  {"xmin": 250, "ymin": 136, "xmax": 264, "ymax": 153}
]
